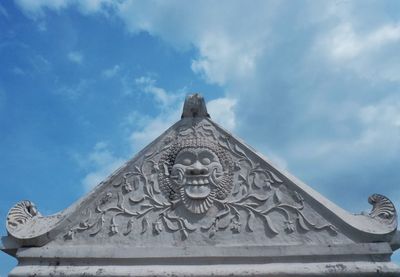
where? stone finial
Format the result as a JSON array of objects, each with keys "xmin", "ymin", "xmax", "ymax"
[{"xmin": 181, "ymin": 93, "xmax": 210, "ymax": 118}]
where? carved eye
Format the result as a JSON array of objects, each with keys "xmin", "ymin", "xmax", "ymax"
[
  {"xmin": 201, "ymin": 158, "xmax": 211, "ymax": 165},
  {"xmin": 183, "ymin": 158, "xmax": 192, "ymax": 165}
]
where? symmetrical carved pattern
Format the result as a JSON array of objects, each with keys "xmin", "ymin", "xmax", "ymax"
[
  {"xmin": 158, "ymin": 137, "xmax": 234, "ymax": 214},
  {"xmin": 7, "ymin": 200, "xmax": 40, "ymax": 230},
  {"xmin": 368, "ymin": 193, "xmax": 397, "ymax": 223},
  {"xmin": 64, "ymin": 120, "xmax": 338, "ymax": 240}
]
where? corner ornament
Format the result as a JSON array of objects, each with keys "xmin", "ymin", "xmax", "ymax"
[
  {"xmin": 6, "ymin": 200, "xmax": 40, "ymax": 234},
  {"xmin": 368, "ymin": 194, "xmax": 397, "ymax": 225}
]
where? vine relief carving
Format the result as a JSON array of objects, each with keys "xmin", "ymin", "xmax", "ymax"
[{"xmin": 64, "ymin": 120, "xmax": 338, "ymax": 241}]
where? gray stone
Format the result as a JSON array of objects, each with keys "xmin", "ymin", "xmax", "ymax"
[{"xmin": 2, "ymin": 93, "xmax": 400, "ymax": 276}]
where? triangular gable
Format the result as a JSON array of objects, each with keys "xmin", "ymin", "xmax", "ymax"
[{"xmin": 2, "ymin": 94, "xmax": 399, "ymax": 276}]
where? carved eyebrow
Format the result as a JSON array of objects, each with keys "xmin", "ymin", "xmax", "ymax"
[
  {"xmin": 176, "ymin": 149, "xmax": 197, "ymax": 160},
  {"xmin": 198, "ymin": 150, "xmax": 217, "ymax": 161},
  {"xmin": 177, "ymin": 148, "xmax": 197, "ymax": 154}
]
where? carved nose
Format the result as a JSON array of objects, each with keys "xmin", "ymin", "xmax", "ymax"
[{"xmin": 186, "ymin": 161, "xmax": 208, "ymax": 175}]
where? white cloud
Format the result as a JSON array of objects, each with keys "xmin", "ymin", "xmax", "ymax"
[
  {"xmin": 54, "ymin": 79, "xmax": 90, "ymax": 99},
  {"xmin": 191, "ymin": 33, "xmax": 262, "ymax": 85},
  {"xmin": 37, "ymin": 21, "xmax": 47, "ymax": 32},
  {"xmin": 30, "ymin": 54, "xmax": 51, "ymax": 73},
  {"xmin": 356, "ymin": 97, "xmax": 400, "ymax": 149},
  {"xmin": 127, "ymin": 77, "xmax": 185, "ymax": 150},
  {"xmin": 14, "ymin": 0, "xmax": 115, "ymax": 18},
  {"xmin": 0, "ymin": 3, "xmax": 9, "ymax": 18},
  {"xmin": 102, "ymin": 64, "xmax": 120, "ymax": 78},
  {"xmin": 12, "ymin": 67, "xmax": 25, "ymax": 75},
  {"xmin": 75, "ymin": 77, "xmax": 184, "ymax": 191},
  {"xmin": 321, "ymin": 22, "xmax": 400, "ymax": 61},
  {"xmin": 129, "ymin": 107, "xmax": 181, "ymax": 151},
  {"xmin": 80, "ymin": 142, "xmax": 125, "ymax": 191},
  {"xmin": 134, "ymin": 76, "xmax": 183, "ymax": 108},
  {"xmin": 316, "ymin": 21, "xmax": 400, "ymax": 81},
  {"xmin": 287, "ymin": 94, "xmax": 400, "ymax": 173},
  {"xmin": 14, "ymin": 0, "xmax": 68, "ymax": 17},
  {"xmin": 67, "ymin": 51, "xmax": 83, "ymax": 64},
  {"xmin": 207, "ymin": 97, "xmax": 237, "ymax": 131},
  {"xmin": 16, "ymin": 0, "xmax": 400, "ymax": 211},
  {"xmin": 115, "ymin": 1, "xmax": 276, "ymax": 86}
]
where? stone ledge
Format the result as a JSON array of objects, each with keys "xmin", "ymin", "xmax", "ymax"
[
  {"xmin": 9, "ymin": 262, "xmax": 400, "ymax": 277},
  {"xmin": 17, "ymin": 243, "xmax": 394, "ymax": 260}
]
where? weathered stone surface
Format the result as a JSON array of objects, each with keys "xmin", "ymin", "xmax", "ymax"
[{"xmin": 2, "ymin": 93, "xmax": 400, "ymax": 276}]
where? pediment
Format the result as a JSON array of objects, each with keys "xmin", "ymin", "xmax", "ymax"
[{"xmin": 2, "ymin": 94, "xmax": 399, "ymax": 276}]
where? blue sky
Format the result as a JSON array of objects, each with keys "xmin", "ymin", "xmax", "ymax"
[{"xmin": 1, "ymin": 0, "xmax": 400, "ymax": 274}]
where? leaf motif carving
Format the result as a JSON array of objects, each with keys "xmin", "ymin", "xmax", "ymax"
[
  {"xmin": 140, "ymin": 203, "xmax": 154, "ymax": 209},
  {"xmin": 181, "ymin": 229, "xmax": 188, "ymax": 240},
  {"xmin": 89, "ymin": 215, "xmax": 105, "ymax": 236},
  {"xmin": 270, "ymin": 171, "xmax": 283, "ymax": 183},
  {"xmin": 152, "ymin": 179, "xmax": 161, "ymax": 193},
  {"xmin": 246, "ymin": 211, "xmax": 255, "ymax": 232},
  {"xmin": 297, "ymin": 215, "xmax": 310, "ymax": 231},
  {"xmin": 251, "ymin": 173, "xmax": 262, "ymax": 189},
  {"xmin": 262, "ymin": 215, "xmax": 279, "ymax": 235},
  {"xmin": 241, "ymin": 185, "xmax": 248, "ymax": 196},
  {"xmin": 232, "ymin": 182, "xmax": 241, "ymax": 196},
  {"xmin": 273, "ymin": 190, "xmax": 282, "ymax": 204},
  {"xmin": 217, "ymin": 216, "xmax": 231, "ymax": 230},
  {"xmin": 182, "ymin": 219, "xmax": 197, "ymax": 231},
  {"xmin": 200, "ymin": 220, "xmax": 215, "ymax": 231},
  {"xmin": 163, "ymin": 216, "xmax": 180, "ymax": 231},
  {"xmin": 141, "ymin": 217, "xmax": 148, "ymax": 234},
  {"xmin": 216, "ymin": 209, "xmax": 230, "ymax": 219},
  {"xmin": 124, "ymin": 219, "xmax": 134, "ymax": 235},
  {"xmin": 134, "ymin": 165, "xmax": 141, "ymax": 174},
  {"xmin": 234, "ymin": 144, "xmax": 246, "ymax": 157},
  {"xmin": 144, "ymin": 150, "xmax": 156, "ymax": 159},
  {"xmin": 238, "ymin": 174, "xmax": 247, "ymax": 183},
  {"xmin": 245, "ymin": 194, "xmax": 270, "ymax": 202},
  {"xmin": 117, "ymin": 192, "xmax": 123, "ymax": 209}
]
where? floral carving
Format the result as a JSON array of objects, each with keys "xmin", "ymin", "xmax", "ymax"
[
  {"xmin": 64, "ymin": 121, "xmax": 338, "ymax": 241},
  {"xmin": 197, "ymin": 134, "xmax": 339, "ymax": 237}
]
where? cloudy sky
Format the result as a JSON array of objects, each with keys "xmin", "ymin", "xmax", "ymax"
[{"xmin": 1, "ymin": 0, "xmax": 400, "ymax": 273}]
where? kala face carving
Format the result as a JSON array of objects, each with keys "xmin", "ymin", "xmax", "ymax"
[
  {"xmin": 172, "ymin": 148, "xmax": 223, "ymax": 212},
  {"xmin": 159, "ymin": 138, "xmax": 234, "ymax": 214}
]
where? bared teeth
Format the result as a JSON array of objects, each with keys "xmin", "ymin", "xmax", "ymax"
[{"xmin": 183, "ymin": 176, "xmax": 212, "ymax": 186}]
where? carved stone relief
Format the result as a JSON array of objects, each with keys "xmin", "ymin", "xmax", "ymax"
[
  {"xmin": 368, "ymin": 194, "xmax": 397, "ymax": 224},
  {"xmin": 63, "ymin": 119, "xmax": 339, "ymax": 241},
  {"xmin": 7, "ymin": 200, "xmax": 40, "ymax": 231},
  {"xmin": 158, "ymin": 137, "xmax": 234, "ymax": 214}
]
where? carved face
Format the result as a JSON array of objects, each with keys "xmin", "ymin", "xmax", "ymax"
[
  {"xmin": 158, "ymin": 138, "xmax": 234, "ymax": 214},
  {"xmin": 171, "ymin": 148, "xmax": 223, "ymax": 201}
]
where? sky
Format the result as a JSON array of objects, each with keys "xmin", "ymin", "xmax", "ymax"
[{"xmin": 1, "ymin": 0, "xmax": 400, "ymax": 274}]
